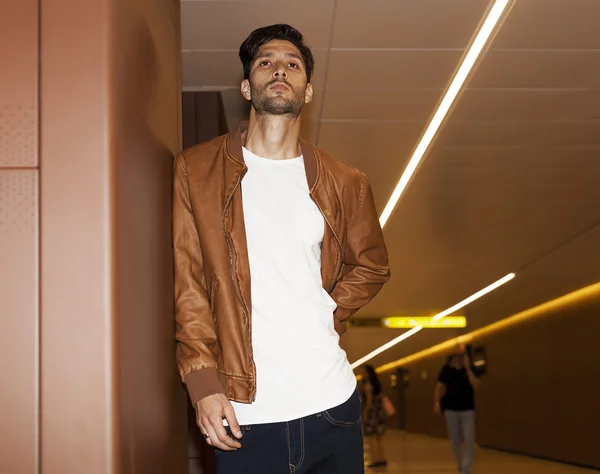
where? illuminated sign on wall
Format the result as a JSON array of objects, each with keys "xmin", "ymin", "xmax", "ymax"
[{"xmin": 382, "ymin": 316, "xmax": 466, "ymax": 329}]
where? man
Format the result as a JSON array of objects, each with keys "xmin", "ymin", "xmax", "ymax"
[
  {"xmin": 434, "ymin": 344, "xmax": 481, "ymax": 474},
  {"xmin": 173, "ymin": 24, "xmax": 390, "ymax": 474}
]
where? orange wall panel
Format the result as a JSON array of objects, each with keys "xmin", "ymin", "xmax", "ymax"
[
  {"xmin": 40, "ymin": 0, "xmax": 185, "ymax": 473},
  {"xmin": 0, "ymin": 1, "xmax": 40, "ymax": 473},
  {"xmin": 0, "ymin": 0, "xmax": 39, "ymax": 167},
  {"xmin": 40, "ymin": 0, "xmax": 115, "ymax": 472},
  {"xmin": 0, "ymin": 171, "xmax": 39, "ymax": 474}
]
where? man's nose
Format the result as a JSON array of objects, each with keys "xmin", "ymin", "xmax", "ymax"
[{"xmin": 274, "ymin": 63, "xmax": 287, "ymax": 79}]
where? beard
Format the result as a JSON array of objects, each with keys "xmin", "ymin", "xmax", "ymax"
[{"xmin": 250, "ymin": 79, "xmax": 305, "ymax": 117}]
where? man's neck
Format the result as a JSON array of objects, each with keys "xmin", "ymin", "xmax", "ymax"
[{"xmin": 243, "ymin": 109, "xmax": 302, "ymax": 160}]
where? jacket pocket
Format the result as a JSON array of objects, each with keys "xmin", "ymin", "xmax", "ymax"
[{"xmin": 215, "ymin": 425, "xmax": 250, "ymax": 455}]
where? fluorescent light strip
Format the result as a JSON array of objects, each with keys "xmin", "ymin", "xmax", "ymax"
[
  {"xmin": 350, "ymin": 272, "xmax": 515, "ymax": 369},
  {"xmin": 432, "ymin": 273, "xmax": 515, "ymax": 321},
  {"xmin": 351, "ymin": 326, "xmax": 423, "ymax": 369},
  {"xmin": 377, "ymin": 281, "xmax": 600, "ymax": 374},
  {"xmin": 378, "ymin": 0, "xmax": 511, "ymax": 228}
]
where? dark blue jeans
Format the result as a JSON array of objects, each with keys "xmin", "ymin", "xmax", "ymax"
[{"xmin": 216, "ymin": 388, "xmax": 364, "ymax": 474}]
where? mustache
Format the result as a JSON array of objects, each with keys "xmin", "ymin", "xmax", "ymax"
[{"xmin": 267, "ymin": 78, "xmax": 290, "ymax": 87}]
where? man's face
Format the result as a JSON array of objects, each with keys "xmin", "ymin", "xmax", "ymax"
[
  {"xmin": 451, "ymin": 344, "xmax": 465, "ymax": 365},
  {"xmin": 241, "ymin": 39, "xmax": 313, "ymax": 117}
]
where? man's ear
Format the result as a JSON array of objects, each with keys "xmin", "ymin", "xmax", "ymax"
[
  {"xmin": 241, "ymin": 79, "xmax": 252, "ymax": 101},
  {"xmin": 304, "ymin": 83, "xmax": 314, "ymax": 104}
]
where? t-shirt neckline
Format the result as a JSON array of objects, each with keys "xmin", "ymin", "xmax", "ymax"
[{"xmin": 243, "ymin": 146, "xmax": 303, "ymax": 163}]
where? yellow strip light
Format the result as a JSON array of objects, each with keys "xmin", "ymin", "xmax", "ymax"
[
  {"xmin": 379, "ymin": 0, "xmax": 513, "ymax": 228},
  {"xmin": 383, "ymin": 316, "xmax": 466, "ymax": 328},
  {"xmin": 377, "ymin": 281, "xmax": 600, "ymax": 373},
  {"xmin": 350, "ymin": 273, "xmax": 515, "ymax": 369}
]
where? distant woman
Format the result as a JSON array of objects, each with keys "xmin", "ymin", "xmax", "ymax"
[{"xmin": 360, "ymin": 364, "xmax": 387, "ymax": 468}]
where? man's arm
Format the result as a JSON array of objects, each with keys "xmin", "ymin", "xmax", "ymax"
[
  {"xmin": 434, "ymin": 367, "xmax": 448, "ymax": 415},
  {"xmin": 329, "ymin": 175, "xmax": 390, "ymax": 328},
  {"xmin": 464, "ymin": 354, "xmax": 481, "ymax": 389},
  {"xmin": 466, "ymin": 367, "xmax": 480, "ymax": 389},
  {"xmin": 434, "ymin": 382, "xmax": 446, "ymax": 415},
  {"xmin": 173, "ymin": 154, "xmax": 221, "ymax": 402},
  {"xmin": 173, "ymin": 155, "xmax": 242, "ymax": 450}
]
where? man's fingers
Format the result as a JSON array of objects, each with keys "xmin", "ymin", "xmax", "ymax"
[
  {"xmin": 197, "ymin": 422, "xmax": 214, "ymax": 446},
  {"xmin": 203, "ymin": 421, "xmax": 231, "ymax": 451},
  {"xmin": 194, "ymin": 395, "xmax": 242, "ymax": 450},
  {"xmin": 196, "ymin": 408, "xmax": 213, "ymax": 446},
  {"xmin": 223, "ymin": 404, "xmax": 243, "ymax": 439},
  {"xmin": 209, "ymin": 414, "xmax": 242, "ymax": 450}
]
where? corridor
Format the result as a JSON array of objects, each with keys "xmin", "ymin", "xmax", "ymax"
[{"xmin": 366, "ymin": 431, "xmax": 597, "ymax": 474}]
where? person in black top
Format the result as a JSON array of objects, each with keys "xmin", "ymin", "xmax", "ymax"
[{"xmin": 434, "ymin": 343, "xmax": 480, "ymax": 474}]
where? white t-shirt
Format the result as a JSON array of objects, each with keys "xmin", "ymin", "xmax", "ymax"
[{"xmin": 229, "ymin": 147, "xmax": 356, "ymax": 426}]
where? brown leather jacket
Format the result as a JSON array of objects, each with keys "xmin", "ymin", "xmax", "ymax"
[{"xmin": 173, "ymin": 122, "xmax": 390, "ymax": 405}]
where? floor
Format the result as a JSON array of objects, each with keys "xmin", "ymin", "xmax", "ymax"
[{"xmin": 364, "ymin": 431, "xmax": 597, "ymax": 474}]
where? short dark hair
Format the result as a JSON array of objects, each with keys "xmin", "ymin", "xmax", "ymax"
[
  {"xmin": 239, "ymin": 24, "xmax": 315, "ymax": 82},
  {"xmin": 363, "ymin": 364, "xmax": 382, "ymax": 396}
]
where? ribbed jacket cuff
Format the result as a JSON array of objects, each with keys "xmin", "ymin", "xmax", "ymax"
[{"xmin": 185, "ymin": 367, "xmax": 224, "ymax": 405}]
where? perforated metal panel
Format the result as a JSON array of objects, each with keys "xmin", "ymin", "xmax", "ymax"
[
  {"xmin": 0, "ymin": 0, "xmax": 39, "ymax": 167},
  {"xmin": 0, "ymin": 105, "xmax": 38, "ymax": 167},
  {"xmin": 0, "ymin": 170, "xmax": 39, "ymax": 474},
  {"xmin": 0, "ymin": 169, "xmax": 37, "ymax": 233}
]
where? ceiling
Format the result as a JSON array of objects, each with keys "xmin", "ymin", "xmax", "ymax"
[{"xmin": 180, "ymin": 0, "xmax": 600, "ymax": 369}]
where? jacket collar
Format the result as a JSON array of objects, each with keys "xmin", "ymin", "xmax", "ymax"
[{"xmin": 226, "ymin": 121, "xmax": 319, "ymax": 190}]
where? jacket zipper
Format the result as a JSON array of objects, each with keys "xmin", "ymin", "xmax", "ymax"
[
  {"xmin": 222, "ymin": 166, "xmax": 257, "ymax": 402},
  {"xmin": 310, "ymin": 193, "xmax": 343, "ymax": 292}
]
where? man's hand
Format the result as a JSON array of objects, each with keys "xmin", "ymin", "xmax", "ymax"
[
  {"xmin": 463, "ymin": 355, "xmax": 481, "ymax": 389},
  {"xmin": 433, "ymin": 382, "xmax": 446, "ymax": 416},
  {"xmin": 195, "ymin": 393, "xmax": 243, "ymax": 451}
]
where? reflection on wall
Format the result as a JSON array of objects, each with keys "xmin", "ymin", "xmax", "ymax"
[{"xmin": 114, "ymin": 0, "xmax": 187, "ymax": 473}]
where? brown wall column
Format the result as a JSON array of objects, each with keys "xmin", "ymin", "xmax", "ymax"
[
  {"xmin": 39, "ymin": 0, "xmax": 186, "ymax": 473},
  {"xmin": 41, "ymin": 1, "xmax": 115, "ymax": 471},
  {"xmin": 114, "ymin": 0, "xmax": 187, "ymax": 472}
]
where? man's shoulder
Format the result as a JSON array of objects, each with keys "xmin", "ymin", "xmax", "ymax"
[
  {"xmin": 177, "ymin": 133, "xmax": 229, "ymax": 165},
  {"xmin": 311, "ymin": 144, "xmax": 368, "ymax": 186},
  {"xmin": 438, "ymin": 364, "xmax": 451, "ymax": 377}
]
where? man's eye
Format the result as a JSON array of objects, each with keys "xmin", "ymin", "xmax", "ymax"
[
  {"xmin": 288, "ymin": 63, "xmax": 299, "ymax": 69},
  {"xmin": 259, "ymin": 61, "xmax": 270, "ymax": 66}
]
